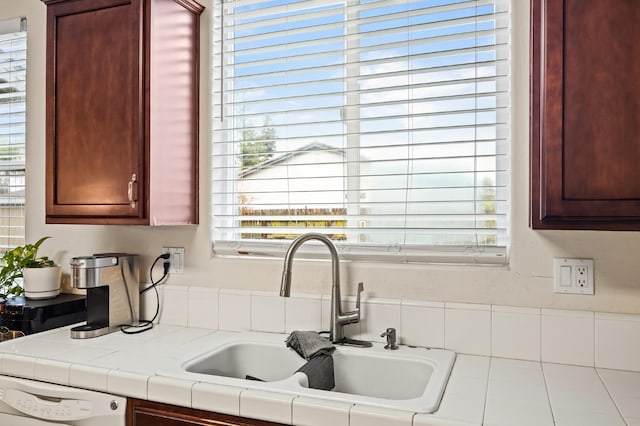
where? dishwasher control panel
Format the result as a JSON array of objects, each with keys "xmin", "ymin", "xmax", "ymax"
[
  {"xmin": 0, "ymin": 375, "xmax": 126, "ymax": 426},
  {"xmin": 4, "ymin": 388, "xmax": 92, "ymax": 421}
]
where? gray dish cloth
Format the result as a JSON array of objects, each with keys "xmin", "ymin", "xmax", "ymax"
[
  {"xmin": 296, "ymin": 353, "xmax": 335, "ymax": 391},
  {"xmin": 285, "ymin": 330, "xmax": 335, "ymax": 359}
]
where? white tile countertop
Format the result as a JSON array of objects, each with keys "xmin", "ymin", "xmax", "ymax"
[{"xmin": 0, "ymin": 324, "xmax": 639, "ymax": 425}]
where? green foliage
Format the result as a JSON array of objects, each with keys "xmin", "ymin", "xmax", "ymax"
[
  {"xmin": 240, "ymin": 138, "xmax": 276, "ymax": 167},
  {"xmin": 0, "ymin": 236, "xmax": 55, "ymax": 299},
  {"xmin": 240, "ymin": 117, "xmax": 277, "ymax": 168}
]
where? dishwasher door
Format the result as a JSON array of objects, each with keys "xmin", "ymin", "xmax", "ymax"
[
  {"xmin": 0, "ymin": 413, "xmax": 71, "ymax": 425},
  {"xmin": 0, "ymin": 376, "xmax": 126, "ymax": 426}
]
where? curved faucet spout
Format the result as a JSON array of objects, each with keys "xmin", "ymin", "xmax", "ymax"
[
  {"xmin": 280, "ymin": 233, "xmax": 338, "ymax": 298},
  {"xmin": 280, "ymin": 233, "xmax": 369, "ymax": 345}
]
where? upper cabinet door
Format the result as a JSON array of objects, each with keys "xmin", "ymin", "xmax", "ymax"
[
  {"xmin": 530, "ymin": 0, "xmax": 640, "ymax": 230},
  {"xmin": 45, "ymin": 0, "xmax": 145, "ymax": 221},
  {"xmin": 43, "ymin": 0, "xmax": 203, "ymax": 225}
]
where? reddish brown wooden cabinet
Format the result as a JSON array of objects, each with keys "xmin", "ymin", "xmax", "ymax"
[
  {"xmin": 126, "ymin": 398, "xmax": 285, "ymax": 426},
  {"xmin": 530, "ymin": 0, "xmax": 640, "ymax": 230},
  {"xmin": 42, "ymin": 0, "xmax": 203, "ymax": 225}
]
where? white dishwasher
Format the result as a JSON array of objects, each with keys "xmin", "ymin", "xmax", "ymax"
[{"xmin": 0, "ymin": 376, "xmax": 126, "ymax": 425}]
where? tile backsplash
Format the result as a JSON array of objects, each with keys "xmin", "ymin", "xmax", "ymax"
[{"xmin": 150, "ymin": 285, "xmax": 640, "ymax": 373}]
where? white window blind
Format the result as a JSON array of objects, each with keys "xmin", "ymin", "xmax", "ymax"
[
  {"xmin": 0, "ymin": 18, "xmax": 26, "ymax": 253},
  {"xmin": 212, "ymin": 0, "xmax": 510, "ymax": 264}
]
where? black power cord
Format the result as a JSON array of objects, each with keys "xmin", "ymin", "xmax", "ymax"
[{"xmin": 121, "ymin": 253, "xmax": 170, "ymax": 335}]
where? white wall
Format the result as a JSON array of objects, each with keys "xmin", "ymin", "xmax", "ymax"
[{"xmin": 7, "ymin": 0, "xmax": 640, "ymax": 314}]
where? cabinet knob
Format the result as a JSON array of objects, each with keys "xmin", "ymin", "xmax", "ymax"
[{"xmin": 128, "ymin": 174, "xmax": 137, "ymax": 208}]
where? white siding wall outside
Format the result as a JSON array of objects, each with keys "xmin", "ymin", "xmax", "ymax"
[{"xmin": 239, "ymin": 150, "xmax": 346, "ymax": 210}]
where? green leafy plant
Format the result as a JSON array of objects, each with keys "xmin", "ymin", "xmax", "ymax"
[{"xmin": 0, "ymin": 236, "xmax": 55, "ymax": 299}]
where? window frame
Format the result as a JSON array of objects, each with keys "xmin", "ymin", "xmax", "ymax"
[{"xmin": 211, "ymin": 0, "xmax": 511, "ymax": 265}]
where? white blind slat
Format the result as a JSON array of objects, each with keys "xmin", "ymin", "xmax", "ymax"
[
  {"xmin": 0, "ymin": 18, "xmax": 26, "ymax": 252},
  {"xmin": 212, "ymin": 0, "xmax": 510, "ymax": 263}
]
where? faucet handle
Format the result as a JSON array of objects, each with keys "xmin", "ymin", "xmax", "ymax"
[
  {"xmin": 355, "ymin": 282, "xmax": 364, "ymax": 311},
  {"xmin": 340, "ymin": 282, "xmax": 365, "ymax": 326}
]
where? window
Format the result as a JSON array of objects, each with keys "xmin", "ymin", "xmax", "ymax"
[
  {"xmin": 0, "ymin": 18, "xmax": 26, "ymax": 252},
  {"xmin": 212, "ymin": 0, "xmax": 510, "ymax": 263}
]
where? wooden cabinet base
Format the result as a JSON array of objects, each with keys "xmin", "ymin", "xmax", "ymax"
[{"xmin": 126, "ymin": 398, "xmax": 285, "ymax": 426}]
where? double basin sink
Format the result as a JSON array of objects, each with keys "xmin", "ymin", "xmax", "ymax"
[{"xmin": 163, "ymin": 332, "xmax": 456, "ymax": 413}]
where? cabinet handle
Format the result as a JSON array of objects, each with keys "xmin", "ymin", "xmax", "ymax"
[{"xmin": 128, "ymin": 173, "xmax": 137, "ymax": 208}]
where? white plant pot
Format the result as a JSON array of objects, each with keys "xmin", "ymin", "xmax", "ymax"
[{"xmin": 22, "ymin": 266, "xmax": 62, "ymax": 299}]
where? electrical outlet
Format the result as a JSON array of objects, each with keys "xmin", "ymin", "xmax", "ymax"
[
  {"xmin": 576, "ymin": 265, "xmax": 588, "ymax": 288},
  {"xmin": 162, "ymin": 247, "xmax": 185, "ymax": 273},
  {"xmin": 553, "ymin": 258, "xmax": 594, "ymax": 294}
]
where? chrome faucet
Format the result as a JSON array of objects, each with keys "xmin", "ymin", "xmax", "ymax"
[{"xmin": 280, "ymin": 233, "xmax": 372, "ymax": 347}]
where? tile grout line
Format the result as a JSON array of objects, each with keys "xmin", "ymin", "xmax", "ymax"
[
  {"xmin": 539, "ymin": 363, "xmax": 556, "ymax": 425},
  {"xmin": 595, "ymin": 363, "xmax": 628, "ymax": 424},
  {"xmin": 539, "ymin": 307, "xmax": 543, "ymax": 364},
  {"xmin": 481, "ymin": 356, "xmax": 492, "ymax": 425},
  {"xmin": 443, "ymin": 304, "xmax": 448, "ymax": 351},
  {"xmin": 489, "ymin": 306, "xmax": 493, "ymax": 358},
  {"xmin": 592, "ymin": 312, "xmax": 596, "ymax": 369}
]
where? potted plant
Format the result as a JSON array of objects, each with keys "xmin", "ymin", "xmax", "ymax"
[
  {"xmin": 0, "ymin": 257, "xmax": 23, "ymax": 300},
  {"xmin": 0, "ymin": 236, "xmax": 61, "ymax": 300}
]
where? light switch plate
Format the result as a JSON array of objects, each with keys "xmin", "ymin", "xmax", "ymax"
[{"xmin": 553, "ymin": 258, "xmax": 594, "ymax": 294}]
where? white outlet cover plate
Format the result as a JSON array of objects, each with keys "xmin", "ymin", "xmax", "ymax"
[
  {"xmin": 553, "ymin": 258, "xmax": 594, "ymax": 295},
  {"xmin": 162, "ymin": 247, "xmax": 185, "ymax": 273}
]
